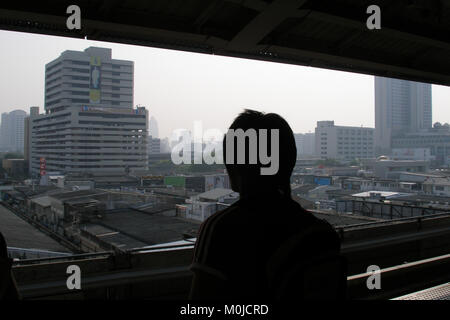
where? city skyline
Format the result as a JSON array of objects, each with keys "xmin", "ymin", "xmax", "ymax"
[{"xmin": 1, "ymin": 30, "xmax": 449, "ymax": 140}]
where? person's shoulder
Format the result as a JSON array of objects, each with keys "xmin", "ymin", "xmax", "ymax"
[{"xmin": 199, "ymin": 202, "xmax": 241, "ymax": 234}]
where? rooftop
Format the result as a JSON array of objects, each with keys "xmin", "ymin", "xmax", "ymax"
[
  {"xmin": 14, "ymin": 185, "xmax": 60, "ymax": 197},
  {"xmin": 0, "ymin": 205, "xmax": 70, "ymax": 253},
  {"xmin": 30, "ymin": 196, "xmax": 52, "ymax": 208},
  {"xmin": 423, "ymin": 177, "xmax": 450, "ymax": 186},
  {"xmin": 351, "ymin": 191, "xmax": 413, "ymax": 199},
  {"xmin": 87, "ymin": 208, "xmax": 200, "ymax": 246},
  {"xmin": 49, "ymin": 189, "xmax": 108, "ymax": 201},
  {"xmin": 197, "ymin": 188, "xmax": 235, "ymax": 201},
  {"xmin": 388, "ymin": 194, "xmax": 450, "ymax": 204}
]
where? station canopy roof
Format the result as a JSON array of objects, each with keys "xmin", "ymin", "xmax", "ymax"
[{"xmin": 0, "ymin": 0, "xmax": 449, "ymax": 85}]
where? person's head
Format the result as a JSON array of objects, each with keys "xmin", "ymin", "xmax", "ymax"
[{"xmin": 223, "ymin": 109, "xmax": 296, "ymax": 196}]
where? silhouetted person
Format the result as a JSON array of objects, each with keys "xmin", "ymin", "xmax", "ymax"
[
  {"xmin": 189, "ymin": 110, "xmax": 345, "ymax": 300},
  {"xmin": 0, "ymin": 231, "xmax": 20, "ymax": 300}
]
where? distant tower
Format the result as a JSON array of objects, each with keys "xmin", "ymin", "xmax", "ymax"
[
  {"xmin": 0, "ymin": 109, "xmax": 27, "ymax": 152},
  {"xmin": 375, "ymin": 77, "xmax": 432, "ymax": 156},
  {"xmin": 149, "ymin": 116, "xmax": 159, "ymax": 138}
]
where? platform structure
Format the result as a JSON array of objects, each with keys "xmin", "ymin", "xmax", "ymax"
[{"xmin": 392, "ymin": 283, "xmax": 450, "ymax": 300}]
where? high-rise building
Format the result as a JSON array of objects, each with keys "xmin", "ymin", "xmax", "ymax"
[
  {"xmin": 0, "ymin": 109, "xmax": 27, "ymax": 152},
  {"xmin": 294, "ymin": 133, "xmax": 315, "ymax": 157},
  {"xmin": 315, "ymin": 121, "xmax": 374, "ymax": 160},
  {"xmin": 44, "ymin": 47, "xmax": 133, "ymax": 112},
  {"xmin": 24, "ymin": 107, "xmax": 39, "ymax": 175},
  {"xmin": 149, "ymin": 116, "xmax": 159, "ymax": 139},
  {"xmin": 30, "ymin": 47, "xmax": 148, "ymax": 176},
  {"xmin": 375, "ymin": 77, "xmax": 432, "ymax": 155}
]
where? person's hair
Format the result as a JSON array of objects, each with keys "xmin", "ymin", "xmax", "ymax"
[{"xmin": 223, "ymin": 109, "xmax": 297, "ymax": 195}]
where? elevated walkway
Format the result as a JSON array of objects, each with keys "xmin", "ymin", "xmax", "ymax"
[{"xmin": 10, "ymin": 213, "xmax": 450, "ymax": 300}]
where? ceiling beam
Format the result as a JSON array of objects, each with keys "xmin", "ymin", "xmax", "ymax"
[
  {"xmin": 225, "ymin": 0, "xmax": 269, "ymax": 12},
  {"xmin": 302, "ymin": 10, "xmax": 450, "ymax": 52},
  {"xmin": 226, "ymin": 0, "xmax": 308, "ymax": 51},
  {"xmin": 255, "ymin": 44, "xmax": 450, "ymax": 85},
  {"xmin": 193, "ymin": 0, "xmax": 225, "ymax": 29}
]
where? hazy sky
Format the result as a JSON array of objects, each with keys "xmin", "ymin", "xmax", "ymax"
[{"xmin": 1, "ymin": 30, "xmax": 449, "ymax": 139}]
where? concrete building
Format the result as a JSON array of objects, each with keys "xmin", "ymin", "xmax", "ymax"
[
  {"xmin": 148, "ymin": 135, "xmax": 161, "ymax": 154},
  {"xmin": 422, "ymin": 177, "xmax": 450, "ymax": 197},
  {"xmin": 375, "ymin": 77, "xmax": 432, "ymax": 155},
  {"xmin": 361, "ymin": 158, "xmax": 429, "ymax": 179},
  {"xmin": 391, "ymin": 126, "xmax": 450, "ymax": 166},
  {"xmin": 44, "ymin": 47, "xmax": 133, "ymax": 112},
  {"xmin": 0, "ymin": 109, "xmax": 27, "ymax": 152},
  {"xmin": 294, "ymin": 132, "xmax": 315, "ymax": 157},
  {"xmin": 30, "ymin": 105, "xmax": 148, "ymax": 176},
  {"xmin": 30, "ymin": 47, "xmax": 148, "ymax": 176},
  {"xmin": 391, "ymin": 148, "xmax": 434, "ymax": 161},
  {"xmin": 315, "ymin": 121, "xmax": 374, "ymax": 160},
  {"xmin": 178, "ymin": 188, "xmax": 238, "ymax": 222}
]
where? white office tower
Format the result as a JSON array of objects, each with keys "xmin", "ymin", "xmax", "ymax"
[
  {"xmin": 149, "ymin": 116, "xmax": 159, "ymax": 139},
  {"xmin": 30, "ymin": 47, "xmax": 148, "ymax": 176},
  {"xmin": 375, "ymin": 77, "xmax": 432, "ymax": 156},
  {"xmin": 0, "ymin": 109, "xmax": 27, "ymax": 152},
  {"xmin": 315, "ymin": 121, "xmax": 374, "ymax": 160}
]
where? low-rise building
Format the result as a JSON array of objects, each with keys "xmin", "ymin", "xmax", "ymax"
[
  {"xmin": 361, "ymin": 158, "xmax": 429, "ymax": 179},
  {"xmin": 391, "ymin": 148, "xmax": 434, "ymax": 161},
  {"xmin": 423, "ymin": 177, "xmax": 450, "ymax": 196},
  {"xmin": 178, "ymin": 188, "xmax": 238, "ymax": 222},
  {"xmin": 391, "ymin": 126, "xmax": 450, "ymax": 166},
  {"xmin": 360, "ymin": 179, "xmax": 421, "ymax": 193},
  {"xmin": 315, "ymin": 121, "xmax": 375, "ymax": 160},
  {"xmin": 148, "ymin": 135, "xmax": 161, "ymax": 154}
]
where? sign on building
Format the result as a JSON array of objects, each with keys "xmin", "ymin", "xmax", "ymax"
[
  {"xmin": 40, "ymin": 157, "xmax": 46, "ymax": 176},
  {"xmin": 89, "ymin": 56, "xmax": 101, "ymax": 103}
]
